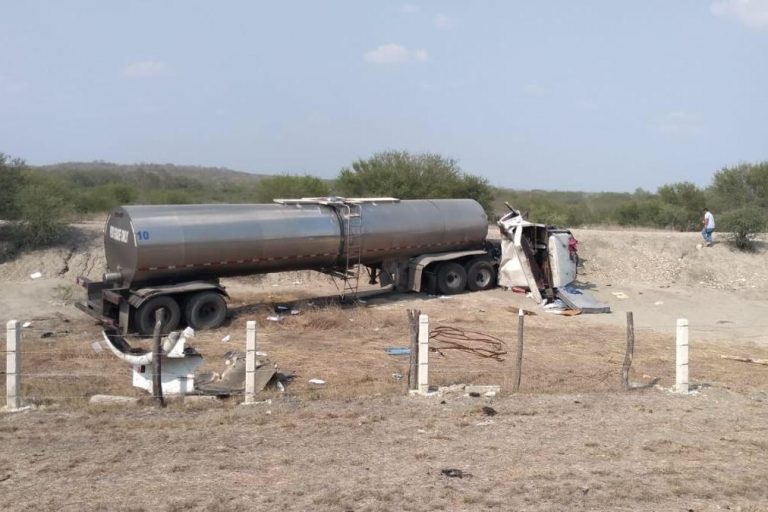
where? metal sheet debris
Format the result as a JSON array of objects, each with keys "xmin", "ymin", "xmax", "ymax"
[
  {"xmin": 384, "ymin": 347, "xmax": 411, "ymax": 356},
  {"xmin": 557, "ymin": 287, "xmax": 611, "ymax": 314}
]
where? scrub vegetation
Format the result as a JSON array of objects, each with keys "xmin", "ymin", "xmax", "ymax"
[{"xmin": 2, "ymin": 151, "xmax": 767, "ymax": 255}]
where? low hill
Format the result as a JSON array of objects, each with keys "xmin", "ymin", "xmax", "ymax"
[{"xmin": 35, "ymin": 161, "xmax": 270, "ymax": 184}]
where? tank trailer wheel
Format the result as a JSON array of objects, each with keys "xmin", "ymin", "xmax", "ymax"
[
  {"xmin": 184, "ymin": 292, "xmax": 227, "ymax": 330},
  {"xmin": 465, "ymin": 259, "xmax": 496, "ymax": 291},
  {"xmin": 436, "ymin": 262, "xmax": 468, "ymax": 295},
  {"xmin": 136, "ymin": 295, "xmax": 181, "ymax": 336}
]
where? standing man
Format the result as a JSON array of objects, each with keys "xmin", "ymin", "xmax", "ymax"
[{"xmin": 701, "ymin": 208, "xmax": 715, "ymax": 246}]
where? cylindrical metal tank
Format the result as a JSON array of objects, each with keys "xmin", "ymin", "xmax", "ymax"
[{"xmin": 104, "ymin": 199, "xmax": 488, "ymax": 286}]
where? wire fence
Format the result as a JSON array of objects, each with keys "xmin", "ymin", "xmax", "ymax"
[{"xmin": 3, "ymin": 311, "xmax": 768, "ymax": 410}]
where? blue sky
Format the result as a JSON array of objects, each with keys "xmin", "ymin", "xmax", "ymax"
[{"xmin": 1, "ymin": 1, "xmax": 767, "ymax": 192}]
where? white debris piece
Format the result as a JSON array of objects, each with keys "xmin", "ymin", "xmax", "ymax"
[
  {"xmin": 308, "ymin": 378, "xmax": 325, "ymax": 385},
  {"xmin": 22, "ymin": 321, "xmax": 32, "ymax": 328},
  {"xmin": 290, "ymin": 309, "xmax": 300, "ymax": 315},
  {"xmin": 30, "ymin": 272, "xmax": 42, "ymax": 279},
  {"xmin": 182, "ymin": 327, "xmax": 195, "ymax": 338},
  {"xmin": 611, "ymin": 292, "xmax": 629, "ymax": 299},
  {"xmin": 91, "ymin": 341, "xmax": 103, "ymax": 354},
  {"xmin": 266, "ymin": 315, "xmax": 280, "ymax": 322},
  {"xmin": 221, "ymin": 335, "xmax": 231, "ymax": 343}
]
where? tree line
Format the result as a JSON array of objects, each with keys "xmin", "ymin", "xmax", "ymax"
[{"xmin": 1, "ymin": 151, "xmax": 767, "ymax": 257}]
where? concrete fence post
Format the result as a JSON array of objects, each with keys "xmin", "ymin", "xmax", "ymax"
[
  {"xmin": 244, "ymin": 321, "xmax": 257, "ymax": 404},
  {"xmin": 6, "ymin": 320, "xmax": 21, "ymax": 410},
  {"xmin": 417, "ymin": 314, "xmax": 429, "ymax": 395},
  {"xmin": 676, "ymin": 318, "xmax": 689, "ymax": 394}
]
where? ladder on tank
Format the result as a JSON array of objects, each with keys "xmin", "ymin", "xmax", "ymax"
[
  {"xmin": 272, "ymin": 196, "xmax": 400, "ymax": 301},
  {"xmin": 339, "ymin": 202, "xmax": 364, "ymax": 299}
]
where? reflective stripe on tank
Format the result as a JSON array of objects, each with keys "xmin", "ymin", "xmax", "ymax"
[
  {"xmin": 137, "ymin": 252, "xmax": 338, "ymax": 271},
  {"xmin": 135, "ymin": 241, "xmax": 465, "ymax": 272}
]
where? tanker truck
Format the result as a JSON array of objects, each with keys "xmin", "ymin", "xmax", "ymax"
[{"xmin": 76, "ymin": 197, "xmax": 504, "ymax": 335}]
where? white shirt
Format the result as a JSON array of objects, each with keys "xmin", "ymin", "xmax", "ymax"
[{"xmin": 704, "ymin": 211, "xmax": 715, "ymax": 229}]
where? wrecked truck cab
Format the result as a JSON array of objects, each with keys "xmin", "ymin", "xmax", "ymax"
[{"xmin": 497, "ymin": 208, "xmax": 578, "ymax": 303}]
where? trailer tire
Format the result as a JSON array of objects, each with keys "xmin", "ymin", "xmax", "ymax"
[
  {"xmin": 436, "ymin": 262, "xmax": 467, "ymax": 295},
  {"xmin": 136, "ymin": 295, "xmax": 181, "ymax": 336},
  {"xmin": 466, "ymin": 259, "xmax": 496, "ymax": 291},
  {"xmin": 185, "ymin": 292, "xmax": 227, "ymax": 330}
]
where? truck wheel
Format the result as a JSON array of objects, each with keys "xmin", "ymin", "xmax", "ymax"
[
  {"xmin": 136, "ymin": 296, "xmax": 181, "ymax": 336},
  {"xmin": 436, "ymin": 262, "xmax": 467, "ymax": 295},
  {"xmin": 185, "ymin": 292, "xmax": 227, "ymax": 330},
  {"xmin": 466, "ymin": 259, "xmax": 496, "ymax": 291}
]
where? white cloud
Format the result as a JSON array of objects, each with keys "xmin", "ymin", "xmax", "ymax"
[
  {"xmin": 657, "ymin": 111, "xmax": 704, "ymax": 138},
  {"xmin": 364, "ymin": 43, "xmax": 429, "ymax": 64},
  {"xmin": 711, "ymin": 0, "xmax": 768, "ymax": 29},
  {"xmin": 399, "ymin": 4, "xmax": 419, "ymax": 14},
  {"xmin": 434, "ymin": 14, "xmax": 455, "ymax": 30},
  {"xmin": 122, "ymin": 59, "xmax": 169, "ymax": 78}
]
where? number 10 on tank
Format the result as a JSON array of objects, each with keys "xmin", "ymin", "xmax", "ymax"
[{"xmin": 135, "ymin": 230, "xmax": 150, "ymax": 241}]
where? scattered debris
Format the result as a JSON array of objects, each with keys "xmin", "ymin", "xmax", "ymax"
[
  {"xmin": 654, "ymin": 301, "xmax": 664, "ymax": 306},
  {"xmin": 611, "ymin": 292, "xmax": 629, "ymax": 299},
  {"xmin": 274, "ymin": 303, "xmax": 291, "ymax": 314},
  {"xmin": 542, "ymin": 299, "xmax": 568, "ymax": 312},
  {"xmin": 391, "ymin": 372, "xmax": 403, "ymax": 381},
  {"xmin": 308, "ymin": 378, "xmax": 325, "ymax": 385},
  {"xmin": 196, "ymin": 350, "xmax": 278, "ymax": 395},
  {"xmin": 221, "ymin": 335, "xmax": 231, "ymax": 343},
  {"xmin": 441, "ymin": 468, "xmax": 470, "ymax": 479},
  {"xmin": 384, "ymin": 347, "xmax": 411, "ymax": 356},
  {"xmin": 482, "ymin": 406, "xmax": 497, "ymax": 416},
  {"xmin": 39, "ymin": 330, "xmax": 69, "ymax": 339},
  {"xmin": 90, "ymin": 341, "xmax": 102, "ymax": 354},
  {"xmin": 21, "ymin": 321, "xmax": 31, "ymax": 328},
  {"xmin": 721, "ymin": 355, "xmax": 768, "ymax": 366},
  {"xmin": 29, "ymin": 272, "xmax": 42, "ymax": 280},
  {"xmin": 558, "ymin": 286, "xmax": 611, "ymax": 314},
  {"xmin": 266, "ymin": 315, "xmax": 281, "ymax": 322}
]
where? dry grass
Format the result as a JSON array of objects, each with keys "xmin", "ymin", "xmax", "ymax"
[{"xmin": 4, "ymin": 289, "xmax": 768, "ymax": 411}]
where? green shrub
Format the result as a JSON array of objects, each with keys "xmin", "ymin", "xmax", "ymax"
[
  {"xmin": 336, "ymin": 151, "xmax": 494, "ymax": 215},
  {"xmin": 0, "ymin": 153, "xmax": 26, "ymax": 219},
  {"xmin": 16, "ymin": 181, "xmax": 72, "ymax": 247},
  {"xmin": 717, "ymin": 207, "xmax": 768, "ymax": 251}
]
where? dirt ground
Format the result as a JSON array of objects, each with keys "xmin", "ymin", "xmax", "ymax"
[{"xmin": 1, "ymin": 224, "xmax": 768, "ymax": 511}]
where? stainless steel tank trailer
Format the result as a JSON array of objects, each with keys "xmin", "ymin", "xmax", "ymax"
[{"xmin": 76, "ymin": 197, "xmax": 578, "ymax": 335}]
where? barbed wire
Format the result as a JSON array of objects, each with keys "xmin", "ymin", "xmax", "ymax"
[{"xmin": 429, "ymin": 325, "xmax": 508, "ymax": 361}]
